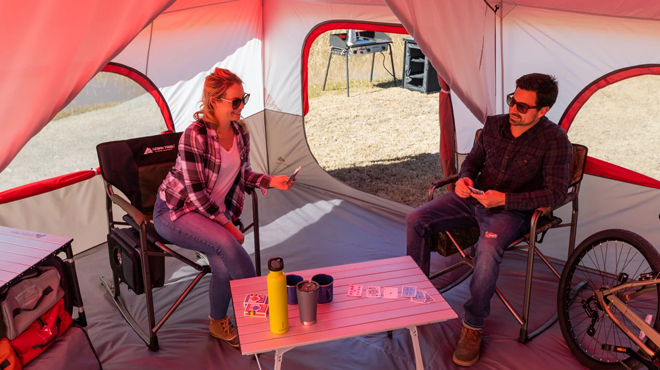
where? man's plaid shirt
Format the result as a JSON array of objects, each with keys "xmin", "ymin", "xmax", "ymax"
[
  {"xmin": 158, "ymin": 119, "xmax": 271, "ymax": 225},
  {"xmin": 459, "ymin": 114, "xmax": 573, "ymax": 211}
]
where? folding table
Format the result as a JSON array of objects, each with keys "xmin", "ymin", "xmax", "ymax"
[
  {"xmin": 0, "ymin": 225, "xmax": 86, "ymax": 326},
  {"xmin": 230, "ymin": 256, "xmax": 457, "ymax": 370}
]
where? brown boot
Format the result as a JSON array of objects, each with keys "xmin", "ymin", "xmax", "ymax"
[
  {"xmin": 453, "ymin": 326, "xmax": 482, "ymax": 366},
  {"xmin": 209, "ymin": 316, "xmax": 240, "ymax": 348}
]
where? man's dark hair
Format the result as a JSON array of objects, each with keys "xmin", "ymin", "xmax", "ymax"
[{"xmin": 515, "ymin": 73, "xmax": 559, "ymax": 109}]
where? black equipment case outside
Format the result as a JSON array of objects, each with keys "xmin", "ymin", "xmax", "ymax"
[{"xmin": 107, "ymin": 228, "xmax": 165, "ymax": 295}]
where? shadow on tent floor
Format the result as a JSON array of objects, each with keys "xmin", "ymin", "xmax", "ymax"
[{"xmin": 73, "ymin": 192, "xmax": 588, "ymax": 369}]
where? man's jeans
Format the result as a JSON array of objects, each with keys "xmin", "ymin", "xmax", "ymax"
[
  {"xmin": 153, "ymin": 196, "xmax": 256, "ymax": 320},
  {"xmin": 406, "ymin": 192, "xmax": 531, "ymax": 329}
]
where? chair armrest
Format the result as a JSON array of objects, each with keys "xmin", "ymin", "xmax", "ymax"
[
  {"xmin": 109, "ymin": 194, "xmax": 147, "ymax": 227},
  {"xmin": 428, "ymin": 174, "xmax": 459, "ymax": 201},
  {"xmin": 431, "ymin": 174, "xmax": 459, "ymax": 188},
  {"xmin": 535, "ymin": 206, "xmax": 552, "ymax": 217}
]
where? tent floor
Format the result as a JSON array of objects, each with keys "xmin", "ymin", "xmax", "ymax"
[{"xmin": 74, "ymin": 189, "xmax": 588, "ymax": 369}]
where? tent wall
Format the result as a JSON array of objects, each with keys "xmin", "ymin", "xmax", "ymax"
[
  {"xmin": 540, "ymin": 174, "xmax": 660, "ymax": 260},
  {"xmin": 3, "ymin": 0, "xmax": 660, "ymax": 258},
  {"xmin": 0, "ymin": 176, "xmax": 107, "ymax": 255}
]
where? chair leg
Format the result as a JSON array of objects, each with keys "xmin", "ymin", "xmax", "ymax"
[
  {"xmin": 139, "ymin": 224, "xmax": 160, "ymax": 350},
  {"xmin": 322, "ymin": 51, "xmax": 333, "ymax": 91},
  {"xmin": 519, "ymin": 216, "xmax": 539, "ymax": 344},
  {"xmin": 252, "ymin": 191, "xmax": 261, "ymax": 276}
]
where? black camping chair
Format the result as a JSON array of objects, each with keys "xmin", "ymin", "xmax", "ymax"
[
  {"xmin": 96, "ymin": 132, "xmax": 261, "ymax": 351},
  {"xmin": 426, "ymin": 129, "xmax": 587, "ymax": 343}
]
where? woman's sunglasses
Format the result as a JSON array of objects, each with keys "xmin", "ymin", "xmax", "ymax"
[
  {"xmin": 506, "ymin": 93, "xmax": 538, "ymax": 114},
  {"xmin": 219, "ymin": 93, "xmax": 250, "ymax": 109}
]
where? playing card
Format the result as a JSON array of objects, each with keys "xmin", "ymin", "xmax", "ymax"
[
  {"xmin": 383, "ymin": 287, "xmax": 398, "ymax": 299},
  {"xmin": 347, "ymin": 284, "xmax": 363, "ymax": 297},
  {"xmin": 423, "ymin": 291, "xmax": 435, "ymax": 303},
  {"xmin": 244, "ymin": 293, "xmax": 268, "ymax": 306},
  {"xmin": 366, "ymin": 286, "xmax": 381, "ymax": 298},
  {"xmin": 411, "ymin": 290, "xmax": 427, "ymax": 304},
  {"xmin": 401, "ymin": 286, "xmax": 417, "ymax": 298},
  {"xmin": 244, "ymin": 303, "xmax": 269, "ymax": 316},
  {"xmin": 468, "ymin": 185, "xmax": 485, "ymax": 195}
]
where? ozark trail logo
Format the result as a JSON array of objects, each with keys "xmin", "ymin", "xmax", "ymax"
[
  {"xmin": 35, "ymin": 234, "xmax": 46, "ymax": 238},
  {"xmin": 144, "ymin": 144, "xmax": 175, "ymax": 155}
]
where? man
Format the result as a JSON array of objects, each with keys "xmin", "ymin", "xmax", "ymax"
[{"xmin": 406, "ymin": 73, "xmax": 572, "ymax": 366}]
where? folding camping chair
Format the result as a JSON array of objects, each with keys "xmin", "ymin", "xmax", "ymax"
[
  {"xmin": 425, "ymin": 129, "xmax": 587, "ymax": 343},
  {"xmin": 96, "ymin": 132, "xmax": 262, "ymax": 351}
]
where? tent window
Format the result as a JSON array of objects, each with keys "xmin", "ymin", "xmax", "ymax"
[
  {"xmin": 0, "ymin": 69, "xmax": 168, "ymax": 192},
  {"xmin": 567, "ymin": 74, "xmax": 660, "ymax": 181},
  {"xmin": 304, "ymin": 26, "xmax": 441, "ymax": 208}
]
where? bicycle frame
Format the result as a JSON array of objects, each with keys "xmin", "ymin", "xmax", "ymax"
[{"xmin": 595, "ymin": 279, "xmax": 660, "ymax": 358}]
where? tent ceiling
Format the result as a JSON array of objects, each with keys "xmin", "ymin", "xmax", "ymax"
[{"xmin": 488, "ymin": 0, "xmax": 660, "ymax": 20}]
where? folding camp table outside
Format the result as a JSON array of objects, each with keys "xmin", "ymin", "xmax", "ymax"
[
  {"xmin": 0, "ymin": 225, "xmax": 87, "ymax": 326},
  {"xmin": 230, "ymin": 255, "xmax": 457, "ymax": 370}
]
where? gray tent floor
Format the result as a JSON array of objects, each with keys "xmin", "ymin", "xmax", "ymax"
[{"xmin": 73, "ymin": 187, "xmax": 589, "ymax": 369}]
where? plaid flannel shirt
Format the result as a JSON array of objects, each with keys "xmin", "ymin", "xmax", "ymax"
[
  {"xmin": 158, "ymin": 119, "xmax": 271, "ymax": 224},
  {"xmin": 459, "ymin": 114, "xmax": 573, "ymax": 211}
]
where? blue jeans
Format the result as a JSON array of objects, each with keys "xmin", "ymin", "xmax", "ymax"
[
  {"xmin": 153, "ymin": 196, "xmax": 256, "ymax": 320},
  {"xmin": 406, "ymin": 192, "xmax": 531, "ymax": 329}
]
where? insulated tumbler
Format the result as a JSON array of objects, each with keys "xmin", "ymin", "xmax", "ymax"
[{"xmin": 296, "ymin": 280, "xmax": 319, "ymax": 325}]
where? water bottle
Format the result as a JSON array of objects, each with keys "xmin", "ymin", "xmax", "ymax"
[{"xmin": 267, "ymin": 257, "xmax": 289, "ymax": 334}]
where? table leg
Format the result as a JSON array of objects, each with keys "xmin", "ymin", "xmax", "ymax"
[
  {"xmin": 274, "ymin": 346, "xmax": 294, "ymax": 370},
  {"xmin": 64, "ymin": 242, "xmax": 87, "ymax": 327},
  {"xmin": 388, "ymin": 44, "xmax": 397, "ymax": 87},
  {"xmin": 407, "ymin": 325, "xmax": 424, "ymax": 370},
  {"xmin": 323, "ymin": 50, "xmax": 333, "ymax": 91}
]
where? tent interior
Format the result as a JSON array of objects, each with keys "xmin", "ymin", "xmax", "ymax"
[{"xmin": 2, "ymin": 0, "xmax": 660, "ymax": 369}]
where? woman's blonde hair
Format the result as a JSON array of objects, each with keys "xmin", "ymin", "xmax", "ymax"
[{"xmin": 193, "ymin": 68, "xmax": 248, "ymax": 133}]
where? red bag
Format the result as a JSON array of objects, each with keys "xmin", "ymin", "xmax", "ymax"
[
  {"xmin": 0, "ymin": 338, "xmax": 21, "ymax": 370},
  {"xmin": 10, "ymin": 299, "xmax": 72, "ymax": 366}
]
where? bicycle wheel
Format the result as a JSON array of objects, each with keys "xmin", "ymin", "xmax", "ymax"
[{"xmin": 558, "ymin": 229, "xmax": 660, "ymax": 370}]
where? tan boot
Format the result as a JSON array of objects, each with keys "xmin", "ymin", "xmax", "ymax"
[
  {"xmin": 209, "ymin": 316, "xmax": 240, "ymax": 348},
  {"xmin": 453, "ymin": 326, "xmax": 482, "ymax": 366}
]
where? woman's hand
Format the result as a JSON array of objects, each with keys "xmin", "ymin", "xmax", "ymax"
[{"xmin": 270, "ymin": 175, "xmax": 293, "ymax": 191}]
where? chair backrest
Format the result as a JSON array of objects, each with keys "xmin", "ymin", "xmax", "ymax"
[
  {"xmin": 96, "ymin": 132, "xmax": 182, "ymax": 216},
  {"xmin": 568, "ymin": 144, "xmax": 588, "ymax": 188}
]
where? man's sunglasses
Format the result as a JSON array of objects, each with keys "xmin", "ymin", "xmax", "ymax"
[
  {"xmin": 219, "ymin": 93, "xmax": 250, "ymax": 109},
  {"xmin": 506, "ymin": 93, "xmax": 538, "ymax": 114}
]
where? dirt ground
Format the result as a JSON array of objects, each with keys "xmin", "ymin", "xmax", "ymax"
[{"xmin": 305, "ymin": 81, "xmax": 442, "ymax": 207}]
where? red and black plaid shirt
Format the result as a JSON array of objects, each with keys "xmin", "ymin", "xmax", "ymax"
[
  {"xmin": 158, "ymin": 119, "xmax": 271, "ymax": 224},
  {"xmin": 459, "ymin": 114, "xmax": 573, "ymax": 211}
]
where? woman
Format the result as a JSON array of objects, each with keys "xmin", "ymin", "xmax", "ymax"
[{"xmin": 153, "ymin": 68, "xmax": 293, "ymax": 347}]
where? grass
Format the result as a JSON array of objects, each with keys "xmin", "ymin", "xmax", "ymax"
[{"xmin": 52, "ymin": 102, "xmax": 121, "ymax": 121}]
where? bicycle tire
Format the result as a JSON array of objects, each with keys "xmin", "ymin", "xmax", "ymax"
[{"xmin": 558, "ymin": 229, "xmax": 660, "ymax": 370}]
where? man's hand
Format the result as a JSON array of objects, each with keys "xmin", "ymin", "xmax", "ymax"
[
  {"xmin": 270, "ymin": 175, "xmax": 293, "ymax": 191},
  {"xmin": 455, "ymin": 177, "xmax": 474, "ymax": 198},
  {"xmin": 471, "ymin": 190, "xmax": 506, "ymax": 208}
]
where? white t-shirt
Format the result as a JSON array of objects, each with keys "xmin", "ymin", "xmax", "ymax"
[{"xmin": 209, "ymin": 135, "xmax": 241, "ymax": 211}]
